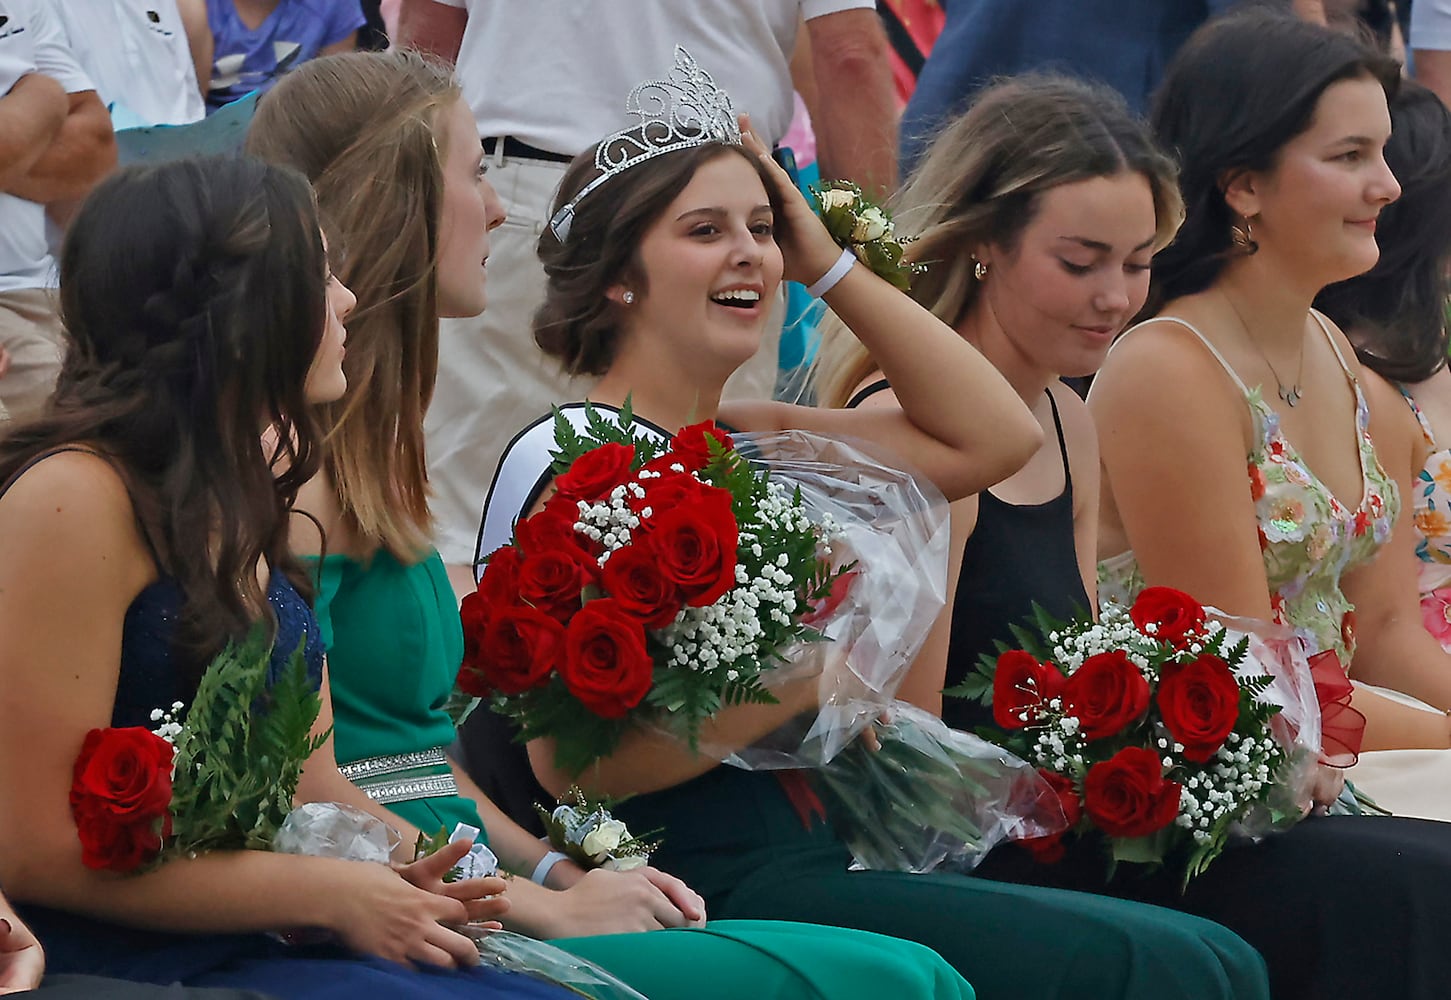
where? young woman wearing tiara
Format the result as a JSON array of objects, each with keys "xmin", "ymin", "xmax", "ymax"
[
  {"xmin": 474, "ymin": 47, "xmax": 1272, "ymax": 1000},
  {"xmin": 0, "ymin": 157, "xmax": 574, "ymax": 999},
  {"xmin": 249, "ymin": 48, "xmax": 979, "ymax": 1000}
]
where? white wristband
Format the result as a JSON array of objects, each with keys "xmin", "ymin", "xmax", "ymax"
[
  {"xmin": 531, "ymin": 850, "xmax": 569, "ymax": 885},
  {"xmin": 805, "ymin": 247, "xmax": 857, "ymax": 298}
]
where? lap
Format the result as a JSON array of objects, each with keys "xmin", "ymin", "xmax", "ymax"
[
  {"xmin": 713, "ymin": 849, "xmax": 1268, "ymax": 1000},
  {"xmin": 554, "ymin": 919, "xmax": 974, "ymax": 1000}
]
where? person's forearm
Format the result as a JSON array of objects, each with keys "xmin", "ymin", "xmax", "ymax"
[
  {"xmin": 1350, "ymin": 622, "xmax": 1451, "ymax": 713},
  {"xmin": 2, "ymin": 844, "xmax": 345, "ymax": 935},
  {"xmin": 820, "ymin": 266, "xmax": 1042, "ymax": 498},
  {"xmin": 0, "ymin": 74, "xmax": 68, "ymax": 186},
  {"xmin": 450, "ymin": 761, "xmax": 561, "ymax": 877},
  {"xmin": 396, "ymin": 0, "xmax": 467, "ymax": 64},
  {"xmin": 808, "ymin": 11, "xmax": 899, "ymax": 196},
  {"xmin": 1355, "ymin": 682, "xmax": 1451, "ymax": 751},
  {"xmin": 529, "ymin": 675, "xmax": 819, "ymax": 798},
  {"xmin": 5, "ymin": 93, "xmax": 115, "ymax": 204}
]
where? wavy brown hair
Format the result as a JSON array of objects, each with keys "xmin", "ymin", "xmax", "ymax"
[
  {"xmin": 814, "ymin": 75, "xmax": 1182, "ymax": 409},
  {"xmin": 246, "ymin": 50, "xmax": 459, "ymax": 560},
  {"xmin": 535, "ymin": 139, "xmax": 782, "ymax": 376},
  {"xmin": 0, "ymin": 157, "xmax": 328, "ymax": 679}
]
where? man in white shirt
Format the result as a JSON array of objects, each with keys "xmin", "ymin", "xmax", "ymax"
[
  {"xmin": 51, "ymin": 0, "xmax": 211, "ymax": 127},
  {"xmin": 398, "ymin": 0, "xmax": 898, "ymax": 576},
  {"xmin": 0, "ymin": 0, "xmax": 116, "ymax": 424}
]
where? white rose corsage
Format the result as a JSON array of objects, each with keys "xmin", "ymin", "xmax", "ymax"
[
  {"xmin": 809, "ymin": 180, "xmax": 925, "ymax": 291},
  {"xmin": 536, "ymin": 789, "xmax": 658, "ymax": 872}
]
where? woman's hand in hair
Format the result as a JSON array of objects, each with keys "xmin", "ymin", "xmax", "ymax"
[{"xmin": 738, "ymin": 114, "xmax": 842, "ymax": 287}]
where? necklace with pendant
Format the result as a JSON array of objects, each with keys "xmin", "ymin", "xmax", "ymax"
[{"xmin": 1220, "ymin": 289, "xmax": 1306, "ymax": 407}]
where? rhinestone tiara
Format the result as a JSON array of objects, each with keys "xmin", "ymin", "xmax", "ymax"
[{"xmin": 549, "ymin": 46, "xmax": 742, "ymax": 242}]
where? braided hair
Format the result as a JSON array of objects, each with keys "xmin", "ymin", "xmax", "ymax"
[{"xmin": 0, "ymin": 157, "xmax": 329, "ymax": 685}]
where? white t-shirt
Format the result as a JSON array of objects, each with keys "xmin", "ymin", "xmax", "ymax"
[
  {"xmin": 437, "ymin": 0, "xmax": 875, "ymax": 153},
  {"xmin": 0, "ymin": 0, "xmax": 95, "ymax": 293},
  {"xmin": 51, "ymin": 0, "xmax": 204, "ymax": 126}
]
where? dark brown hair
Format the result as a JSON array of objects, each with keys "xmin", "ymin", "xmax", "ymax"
[
  {"xmin": 1316, "ymin": 81, "xmax": 1451, "ymax": 383},
  {"xmin": 1145, "ymin": 8, "xmax": 1400, "ymax": 318},
  {"xmin": 247, "ymin": 49, "xmax": 459, "ymax": 559},
  {"xmin": 535, "ymin": 139, "xmax": 781, "ymax": 376},
  {"xmin": 0, "ymin": 157, "xmax": 328, "ymax": 680}
]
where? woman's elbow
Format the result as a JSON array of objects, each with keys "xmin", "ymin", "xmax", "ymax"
[{"xmin": 939, "ymin": 413, "xmax": 1042, "ymax": 500}]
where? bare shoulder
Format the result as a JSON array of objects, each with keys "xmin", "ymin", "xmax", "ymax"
[
  {"xmin": 1046, "ymin": 381, "xmax": 1095, "ymax": 455},
  {"xmin": 1091, "ymin": 317, "xmax": 1247, "ymax": 433},
  {"xmin": 290, "ymin": 472, "xmax": 348, "ymax": 558},
  {"xmin": 0, "ymin": 450, "xmax": 155, "ymax": 595}
]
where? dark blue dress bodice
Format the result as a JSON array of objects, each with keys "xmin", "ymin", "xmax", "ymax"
[{"xmin": 112, "ymin": 574, "xmax": 325, "ymax": 728}]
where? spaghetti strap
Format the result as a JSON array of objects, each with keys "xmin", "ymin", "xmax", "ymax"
[
  {"xmin": 1045, "ymin": 387, "xmax": 1072, "ymax": 491},
  {"xmin": 845, "ymin": 378, "xmax": 892, "ymax": 410},
  {"xmin": 1308, "ymin": 309, "xmax": 1358, "ymax": 382},
  {"xmin": 0, "ymin": 445, "xmax": 104, "ymax": 501},
  {"xmin": 1115, "ymin": 316, "xmax": 1253, "ymax": 398},
  {"xmin": 1398, "ymin": 382, "xmax": 1438, "ymax": 448}
]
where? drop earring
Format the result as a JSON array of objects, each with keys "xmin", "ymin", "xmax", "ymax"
[
  {"xmin": 972, "ymin": 258, "xmax": 989, "ymax": 281},
  {"xmin": 1230, "ymin": 218, "xmax": 1258, "ymax": 255}
]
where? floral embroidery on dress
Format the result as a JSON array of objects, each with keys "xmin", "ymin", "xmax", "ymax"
[
  {"xmin": 1099, "ymin": 315, "xmax": 1398, "ymax": 670},
  {"xmin": 1396, "ymin": 385, "xmax": 1451, "ymax": 652}
]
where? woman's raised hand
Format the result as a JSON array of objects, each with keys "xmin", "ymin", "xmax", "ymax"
[{"xmin": 738, "ymin": 113, "xmax": 843, "ymax": 288}]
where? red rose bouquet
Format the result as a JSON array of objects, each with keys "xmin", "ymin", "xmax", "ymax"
[
  {"xmin": 459, "ymin": 407, "xmax": 1067, "ymax": 874},
  {"xmin": 951, "ymin": 587, "xmax": 1321, "ymax": 886},
  {"xmin": 69, "ymin": 628, "xmax": 326, "ymax": 873},
  {"xmin": 459, "ymin": 404, "xmax": 848, "ymax": 776}
]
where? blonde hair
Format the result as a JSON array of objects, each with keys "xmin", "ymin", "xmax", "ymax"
[
  {"xmin": 247, "ymin": 50, "xmax": 461, "ymax": 560},
  {"xmin": 814, "ymin": 75, "xmax": 1184, "ymax": 409}
]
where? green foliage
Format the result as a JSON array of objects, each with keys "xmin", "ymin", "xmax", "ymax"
[
  {"xmin": 808, "ymin": 179, "xmax": 927, "ymax": 291},
  {"xmin": 165, "ymin": 626, "xmax": 328, "ymax": 857}
]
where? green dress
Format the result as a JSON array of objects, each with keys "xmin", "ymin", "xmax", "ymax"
[{"xmin": 309, "ymin": 547, "xmax": 976, "ymax": 1000}]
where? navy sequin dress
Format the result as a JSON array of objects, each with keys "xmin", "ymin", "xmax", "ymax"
[{"xmin": 19, "ymin": 572, "xmax": 571, "ymax": 1000}]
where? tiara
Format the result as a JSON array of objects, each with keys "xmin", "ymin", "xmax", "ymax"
[{"xmin": 549, "ymin": 47, "xmax": 742, "ymax": 242}]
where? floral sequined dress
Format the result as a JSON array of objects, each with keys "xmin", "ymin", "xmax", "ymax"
[
  {"xmin": 1396, "ymin": 385, "xmax": 1451, "ymax": 648},
  {"xmin": 1099, "ymin": 312, "xmax": 1397, "ymax": 664}
]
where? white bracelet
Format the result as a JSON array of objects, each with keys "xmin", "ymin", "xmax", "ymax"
[
  {"xmin": 805, "ymin": 247, "xmax": 857, "ymax": 298},
  {"xmin": 530, "ymin": 850, "xmax": 569, "ymax": 885}
]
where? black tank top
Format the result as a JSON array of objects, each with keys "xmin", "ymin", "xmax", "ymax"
[{"xmin": 846, "ymin": 381, "xmax": 1090, "ymax": 732}]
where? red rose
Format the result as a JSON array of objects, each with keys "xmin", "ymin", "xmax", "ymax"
[
  {"xmin": 515, "ymin": 503, "xmax": 601, "ymax": 570},
  {"xmin": 475, "ymin": 545, "xmax": 523, "ymax": 609},
  {"xmin": 1017, "ymin": 770, "xmax": 1082, "ymax": 864},
  {"xmin": 1129, "ymin": 586, "xmax": 1206, "ymax": 647},
  {"xmin": 1082, "ymin": 747, "xmax": 1182, "ymax": 839},
  {"xmin": 600, "ymin": 544, "xmax": 684, "ymax": 629},
  {"xmin": 992, "ymin": 651, "xmax": 1063, "ymax": 730},
  {"xmin": 1156, "ymin": 654, "xmax": 1241, "ymax": 763},
  {"xmin": 669, "ymin": 421, "xmax": 735, "ymax": 471},
  {"xmin": 518, "ymin": 551, "xmax": 593, "ymax": 621},
  {"xmin": 561, "ymin": 599, "xmax": 654, "ymax": 719},
  {"xmin": 554, "ymin": 442, "xmax": 636, "ymax": 503},
  {"xmin": 69, "ymin": 727, "xmax": 174, "ymax": 872},
  {"xmin": 631, "ymin": 469, "xmax": 707, "ymax": 520},
  {"xmin": 645, "ymin": 485, "xmax": 738, "ymax": 607},
  {"xmin": 1061, "ymin": 651, "xmax": 1150, "ymax": 740},
  {"xmin": 465, "ymin": 605, "xmax": 566, "ymax": 696}
]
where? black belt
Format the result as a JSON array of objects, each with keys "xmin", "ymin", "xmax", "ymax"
[{"xmin": 481, "ymin": 136, "xmax": 574, "ymax": 164}]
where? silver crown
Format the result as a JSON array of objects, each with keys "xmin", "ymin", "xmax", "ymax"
[{"xmin": 549, "ymin": 47, "xmax": 742, "ymax": 242}]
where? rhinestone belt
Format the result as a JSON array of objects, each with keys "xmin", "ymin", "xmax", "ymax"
[{"xmin": 338, "ymin": 746, "xmax": 458, "ymax": 804}]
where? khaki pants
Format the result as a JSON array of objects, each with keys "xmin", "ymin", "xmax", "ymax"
[
  {"xmin": 0, "ymin": 286, "xmax": 65, "ymax": 425},
  {"xmin": 424, "ymin": 151, "xmax": 781, "ymax": 566}
]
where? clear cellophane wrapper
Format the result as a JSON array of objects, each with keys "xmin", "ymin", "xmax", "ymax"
[
  {"xmin": 681, "ymin": 430, "xmax": 1066, "ymax": 872},
  {"xmin": 274, "ymin": 803, "xmax": 645, "ymax": 999},
  {"xmin": 1203, "ymin": 612, "xmax": 1325, "ymax": 832}
]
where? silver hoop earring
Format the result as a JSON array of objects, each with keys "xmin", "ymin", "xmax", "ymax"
[
  {"xmin": 622, "ymin": 290, "xmax": 636, "ymax": 305},
  {"xmin": 972, "ymin": 259, "xmax": 989, "ymax": 281}
]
